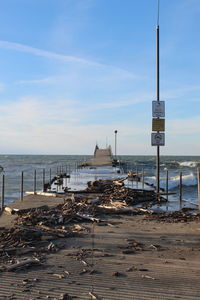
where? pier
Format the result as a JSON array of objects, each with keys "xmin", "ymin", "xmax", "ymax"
[
  {"xmin": 78, "ymin": 145, "xmax": 118, "ymax": 168},
  {"xmin": 0, "ymin": 193, "xmax": 200, "ymax": 298},
  {"xmin": 0, "ymin": 175, "xmax": 200, "ymax": 299}
]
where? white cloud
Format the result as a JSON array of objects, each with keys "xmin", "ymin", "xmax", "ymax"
[
  {"xmin": 0, "ymin": 82, "xmax": 6, "ymax": 92},
  {"xmin": 0, "ymin": 95, "xmax": 150, "ymax": 154},
  {"xmin": 162, "ymin": 85, "xmax": 200, "ymax": 101},
  {"xmin": 0, "ymin": 40, "xmax": 138, "ymax": 79},
  {"xmin": 15, "ymin": 77, "xmax": 59, "ymax": 85},
  {"xmin": 168, "ymin": 116, "xmax": 200, "ymax": 134}
]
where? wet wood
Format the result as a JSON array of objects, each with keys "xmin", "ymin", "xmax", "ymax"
[{"xmin": 5, "ymin": 258, "xmax": 40, "ymax": 271}]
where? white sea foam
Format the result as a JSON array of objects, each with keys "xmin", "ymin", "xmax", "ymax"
[
  {"xmin": 75, "ymin": 166, "xmax": 122, "ymax": 175},
  {"xmin": 179, "ymin": 161, "xmax": 198, "ymax": 168},
  {"xmin": 146, "ymin": 173, "xmax": 197, "ymax": 190}
]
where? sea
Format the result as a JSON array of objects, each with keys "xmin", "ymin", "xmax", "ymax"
[{"xmin": 0, "ymin": 155, "xmax": 199, "ymax": 211}]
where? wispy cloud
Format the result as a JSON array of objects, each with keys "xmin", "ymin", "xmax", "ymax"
[
  {"xmin": 15, "ymin": 76, "xmax": 60, "ymax": 85},
  {"xmin": 0, "ymin": 40, "xmax": 139, "ymax": 79},
  {"xmin": 162, "ymin": 85, "xmax": 200, "ymax": 101},
  {"xmin": 83, "ymin": 93, "xmax": 153, "ymax": 111}
]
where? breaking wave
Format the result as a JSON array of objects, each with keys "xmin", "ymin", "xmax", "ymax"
[
  {"xmin": 146, "ymin": 173, "xmax": 197, "ymax": 190},
  {"xmin": 178, "ymin": 161, "xmax": 200, "ymax": 168}
]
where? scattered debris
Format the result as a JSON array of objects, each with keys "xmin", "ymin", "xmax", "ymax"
[
  {"xmin": 112, "ymin": 271, "xmax": 126, "ymax": 277},
  {"xmin": 53, "ymin": 273, "xmax": 66, "ymax": 279},
  {"xmin": 55, "ymin": 293, "xmax": 74, "ymax": 300},
  {"xmin": 0, "ymin": 178, "xmax": 166, "ymax": 272},
  {"xmin": 141, "ymin": 274, "xmax": 155, "ymax": 280},
  {"xmin": 89, "ymin": 291, "xmax": 102, "ymax": 300},
  {"xmin": 146, "ymin": 210, "xmax": 200, "ymax": 223},
  {"xmin": 4, "ymin": 258, "xmax": 40, "ymax": 271}
]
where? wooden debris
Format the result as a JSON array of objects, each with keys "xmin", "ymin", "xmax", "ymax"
[
  {"xmin": 53, "ymin": 273, "xmax": 65, "ymax": 279},
  {"xmin": 55, "ymin": 293, "xmax": 74, "ymax": 300},
  {"xmin": 112, "ymin": 271, "xmax": 125, "ymax": 277},
  {"xmin": 142, "ymin": 274, "xmax": 155, "ymax": 280},
  {"xmin": 4, "ymin": 206, "xmax": 15, "ymax": 215},
  {"xmin": 0, "ymin": 247, "xmax": 36, "ymax": 255},
  {"xmin": 0, "ymin": 178, "xmax": 165, "ymax": 269},
  {"xmin": 146, "ymin": 210, "xmax": 200, "ymax": 223},
  {"xmin": 89, "ymin": 291, "xmax": 102, "ymax": 300},
  {"xmin": 5, "ymin": 258, "xmax": 40, "ymax": 271},
  {"xmin": 76, "ymin": 213, "xmax": 100, "ymax": 223}
]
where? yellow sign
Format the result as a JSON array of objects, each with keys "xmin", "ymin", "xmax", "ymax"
[{"xmin": 152, "ymin": 118, "xmax": 165, "ymax": 132}]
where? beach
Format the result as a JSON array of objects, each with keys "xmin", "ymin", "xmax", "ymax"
[{"xmin": 0, "ymin": 192, "xmax": 200, "ymax": 299}]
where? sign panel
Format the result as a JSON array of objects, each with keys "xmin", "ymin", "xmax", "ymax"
[
  {"xmin": 152, "ymin": 118, "xmax": 165, "ymax": 132},
  {"xmin": 152, "ymin": 101, "xmax": 165, "ymax": 117},
  {"xmin": 151, "ymin": 133, "xmax": 165, "ymax": 146}
]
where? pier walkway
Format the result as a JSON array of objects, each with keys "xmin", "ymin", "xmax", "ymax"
[
  {"xmin": 0, "ymin": 193, "xmax": 200, "ymax": 299},
  {"xmin": 79, "ymin": 145, "xmax": 114, "ymax": 167}
]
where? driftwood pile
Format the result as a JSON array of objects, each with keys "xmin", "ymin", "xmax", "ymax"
[
  {"xmin": 0, "ymin": 179, "xmax": 163, "ymax": 271},
  {"xmin": 86, "ymin": 179, "xmax": 162, "ymax": 205}
]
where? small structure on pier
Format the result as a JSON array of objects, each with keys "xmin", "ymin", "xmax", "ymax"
[{"xmin": 79, "ymin": 144, "xmax": 116, "ymax": 168}]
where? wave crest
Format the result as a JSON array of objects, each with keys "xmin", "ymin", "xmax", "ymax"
[{"xmin": 146, "ymin": 173, "xmax": 197, "ymax": 190}]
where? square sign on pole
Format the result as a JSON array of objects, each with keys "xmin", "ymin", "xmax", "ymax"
[
  {"xmin": 151, "ymin": 133, "xmax": 165, "ymax": 146},
  {"xmin": 152, "ymin": 101, "xmax": 165, "ymax": 117},
  {"xmin": 152, "ymin": 118, "xmax": 165, "ymax": 132}
]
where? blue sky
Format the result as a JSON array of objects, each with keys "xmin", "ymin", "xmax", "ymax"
[{"xmin": 0, "ymin": 0, "xmax": 200, "ymax": 155}]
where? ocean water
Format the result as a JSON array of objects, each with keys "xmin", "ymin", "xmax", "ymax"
[{"xmin": 0, "ymin": 155, "xmax": 199, "ymax": 211}]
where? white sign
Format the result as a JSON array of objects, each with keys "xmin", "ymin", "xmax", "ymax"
[
  {"xmin": 151, "ymin": 132, "xmax": 165, "ymax": 146},
  {"xmin": 152, "ymin": 101, "xmax": 165, "ymax": 117}
]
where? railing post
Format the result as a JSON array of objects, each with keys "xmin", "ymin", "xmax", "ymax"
[
  {"xmin": 34, "ymin": 170, "xmax": 36, "ymax": 194},
  {"xmin": 179, "ymin": 172, "xmax": 182, "ymax": 208},
  {"xmin": 20, "ymin": 171, "xmax": 24, "ymax": 202},
  {"xmin": 43, "ymin": 169, "xmax": 45, "ymax": 192},
  {"xmin": 142, "ymin": 168, "xmax": 144, "ymax": 190},
  {"xmin": 166, "ymin": 169, "xmax": 169, "ymax": 202},
  {"xmin": 198, "ymin": 168, "xmax": 200, "ymax": 211},
  {"xmin": 49, "ymin": 168, "xmax": 51, "ymax": 183},
  {"xmin": 1, "ymin": 174, "xmax": 5, "ymax": 211}
]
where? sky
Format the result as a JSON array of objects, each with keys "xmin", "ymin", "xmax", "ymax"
[{"xmin": 0, "ymin": 0, "xmax": 200, "ymax": 155}]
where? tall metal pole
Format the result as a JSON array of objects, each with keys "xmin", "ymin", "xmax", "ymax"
[
  {"xmin": 156, "ymin": 24, "xmax": 160, "ymax": 195},
  {"xmin": 114, "ymin": 130, "xmax": 117, "ymax": 159}
]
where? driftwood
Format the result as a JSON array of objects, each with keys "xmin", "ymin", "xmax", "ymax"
[
  {"xmin": 5, "ymin": 258, "xmax": 40, "ymax": 271},
  {"xmin": 89, "ymin": 292, "xmax": 102, "ymax": 300},
  {"xmin": 0, "ymin": 247, "xmax": 36, "ymax": 255},
  {"xmin": 4, "ymin": 206, "xmax": 15, "ymax": 215},
  {"xmin": 113, "ymin": 180, "xmax": 124, "ymax": 187},
  {"xmin": 97, "ymin": 205, "xmax": 137, "ymax": 214},
  {"xmin": 0, "ymin": 178, "xmax": 162, "ymax": 266},
  {"xmin": 36, "ymin": 224, "xmax": 69, "ymax": 234},
  {"xmin": 4, "ymin": 205, "xmax": 49, "ymax": 215},
  {"xmin": 76, "ymin": 213, "xmax": 100, "ymax": 223}
]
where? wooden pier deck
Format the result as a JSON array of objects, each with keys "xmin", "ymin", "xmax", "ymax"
[
  {"xmin": 79, "ymin": 145, "xmax": 114, "ymax": 167},
  {"xmin": 0, "ymin": 193, "xmax": 200, "ymax": 299}
]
